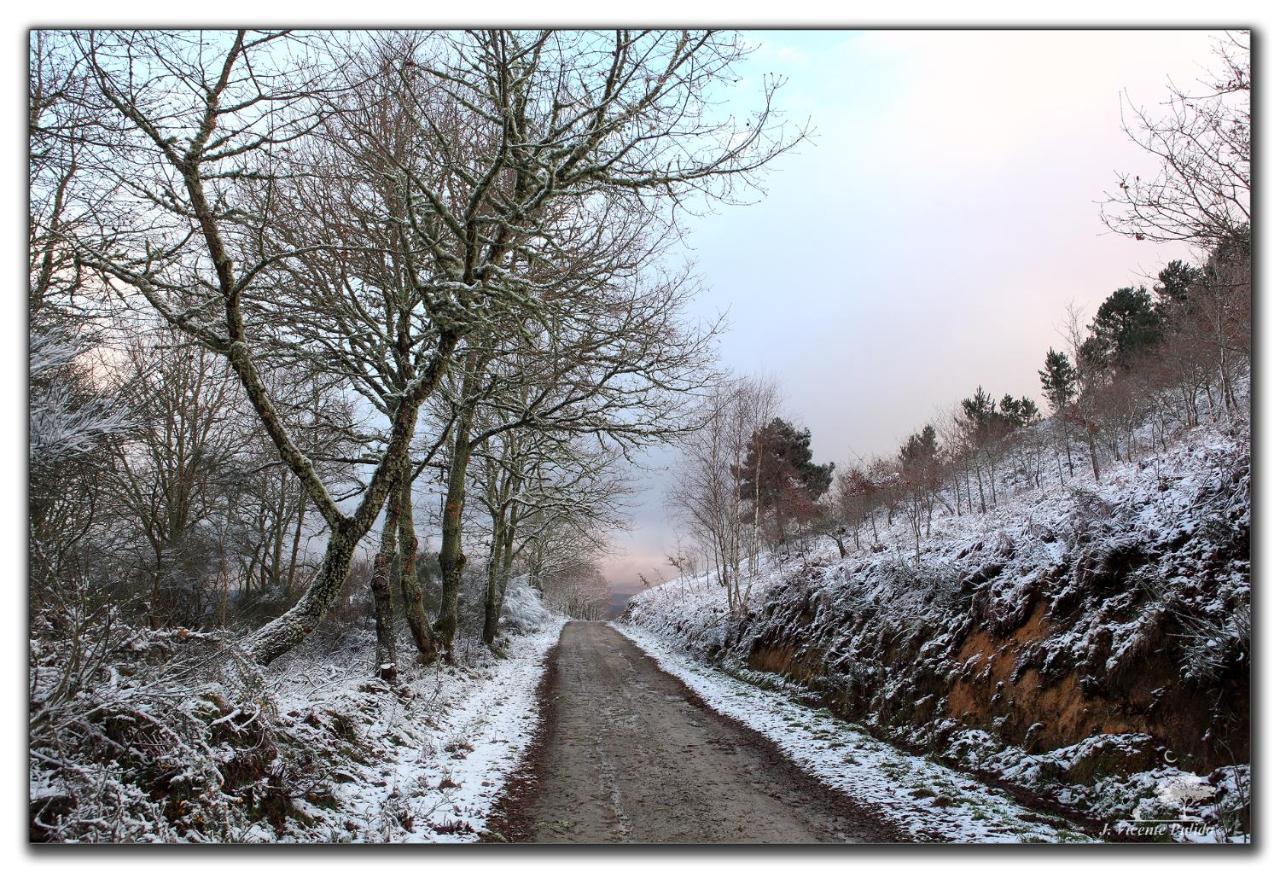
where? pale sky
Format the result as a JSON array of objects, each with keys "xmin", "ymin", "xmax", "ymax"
[{"xmin": 603, "ymin": 29, "xmax": 1221, "ymax": 593}]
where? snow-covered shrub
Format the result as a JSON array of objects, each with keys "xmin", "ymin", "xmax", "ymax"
[
  {"xmin": 29, "ymin": 608, "xmax": 293, "ymax": 841},
  {"xmin": 1174, "ymin": 601, "xmax": 1250, "ymax": 687},
  {"xmin": 500, "ymin": 576, "xmax": 554, "ymax": 634},
  {"xmin": 29, "ymin": 328, "xmax": 127, "ymax": 471}
]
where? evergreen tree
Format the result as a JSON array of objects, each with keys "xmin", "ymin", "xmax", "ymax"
[
  {"xmin": 738, "ymin": 417, "xmax": 834, "ymax": 543},
  {"xmin": 960, "ymin": 386, "xmax": 997, "ymax": 429},
  {"xmin": 958, "ymin": 387, "xmax": 1038, "ymax": 512},
  {"xmin": 1088, "ymin": 286, "xmax": 1162, "ymax": 368},
  {"xmin": 1154, "ymin": 259, "xmax": 1201, "ymax": 316},
  {"xmin": 739, "ymin": 417, "xmax": 834, "ymax": 504},
  {"xmin": 998, "ymin": 393, "xmax": 1040, "ymax": 427},
  {"xmin": 1038, "ymin": 348, "xmax": 1077, "ymax": 412},
  {"xmin": 898, "ymin": 424, "xmax": 940, "ymax": 468},
  {"xmin": 1039, "ymin": 348, "xmax": 1078, "ymax": 478}
]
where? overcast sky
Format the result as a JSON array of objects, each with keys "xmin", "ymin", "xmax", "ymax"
[{"xmin": 603, "ymin": 29, "xmax": 1221, "ymax": 593}]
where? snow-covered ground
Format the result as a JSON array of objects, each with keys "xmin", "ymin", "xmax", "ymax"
[
  {"xmin": 30, "ymin": 579, "xmax": 565, "ymax": 843},
  {"xmin": 614, "ymin": 622, "xmax": 1088, "ymax": 843},
  {"xmin": 266, "ymin": 616, "xmax": 564, "ymax": 842},
  {"xmin": 257, "ymin": 580, "xmax": 566, "ymax": 842}
]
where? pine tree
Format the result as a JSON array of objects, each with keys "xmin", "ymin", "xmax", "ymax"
[
  {"xmin": 1089, "ymin": 286, "xmax": 1162, "ymax": 368},
  {"xmin": 1039, "ymin": 348, "xmax": 1078, "ymax": 478},
  {"xmin": 1038, "ymin": 349, "xmax": 1077, "ymax": 412},
  {"xmin": 958, "ymin": 387, "xmax": 1038, "ymax": 512},
  {"xmin": 960, "ymin": 386, "xmax": 996, "ymax": 428},
  {"xmin": 738, "ymin": 417, "xmax": 834, "ymax": 545},
  {"xmin": 998, "ymin": 394, "xmax": 1040, "ymax": 427},
  {"xmin": 1154, "ymin": 259, "xmax": 1201, "ymax": 318}
]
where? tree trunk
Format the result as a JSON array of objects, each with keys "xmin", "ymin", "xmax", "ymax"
[
  {"xmin": 495, "ymin": 515, "xmax": 518, "ymax": 624},
  {"xmin": 482, "ymin": 534, "xmax": 503, "ymax": 646},
  {"xmin": 435, "ymin": 363, "xmax": 481, "ymax": 657},
  {"xmin": 238, "ymin": 330, "xmax": 458, "ymax": 665},
  {"xmin": 1086, "ymin": 431, "xmax": 1102, "ymax": 482},
  {"xmin": 370, "ymin": 506, "xmax": 400, "ymax": 683},
  {"xmin": 286, "ymin": 488, "xmax": 306, "ymax": 597},
  {"xmin": 435, "ymin": 464, "xmax": 471, "ymax": 656},
  {"xmin": 245, "ymin": 523, "xmax": 359, "ymax": 665},
  {"xmin": 1061, "ymin": 418, "xmax": 1075, "ymax": 477},
  {"xmin": 396, "ymin": 466, "xmax": 437, "ymax": 661}
]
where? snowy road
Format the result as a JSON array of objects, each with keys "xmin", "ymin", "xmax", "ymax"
[{"xmin": 493, "ymin": 621, "xmax": 893, "ymax": 843}]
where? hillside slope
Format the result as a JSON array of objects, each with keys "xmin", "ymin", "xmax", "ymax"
[{"xmin": 622, "ymin": 421, "xmax": 1250, "ymax": 840}]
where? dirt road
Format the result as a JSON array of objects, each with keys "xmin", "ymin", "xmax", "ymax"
[{"xmin": 492, "ymin": 621, "xmax": 893, "ymax": 844}]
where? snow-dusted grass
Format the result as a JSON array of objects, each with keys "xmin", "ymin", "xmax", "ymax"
[
  {"xmin": 614, "ymin": 622, "xmax": 1089, "ymax": 844},
  {"xmin": 30, "ymin": 580, "xmax": 565, "ymax": 843},
  {"xmin": 265, "ymin": 614, "xmax": 565, "ymax": 842}
]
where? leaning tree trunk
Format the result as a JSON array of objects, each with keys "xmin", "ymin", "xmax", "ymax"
[
  {"xmin": 245, "ymin": 522, "xmax": 360, "ymax": 665},
  {"xmin": 238, "ymin": 333, "xmax": 460, "ymax": 665}
]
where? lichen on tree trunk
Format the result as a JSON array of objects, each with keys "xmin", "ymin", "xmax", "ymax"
[
  {"xmin": 244, "ymin": 525, "xmax": 358, "ymax": 665},
  {"xmin": 434, "ymin": 357, "xmax": 480, "ymax": 658},
  {"xmin": 395, "ymin": 465, "xmax": 436, "ymax": 661},
  {"xmin": 370, "ymin": 491, "xmax": 401, "ymax": 682}
]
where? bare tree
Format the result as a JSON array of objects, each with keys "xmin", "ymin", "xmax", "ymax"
[
  {"xmin": 1104, "ymin": 31, "xmax": 1250, "ymax": 253},
  {"xmin": 1062, "ymin": 303, "xmax": 1106, "ymax": 482},
  {"xmin": 106, "ymin": 334, "xmax": 246, "ymax": 628},
  {"xmin": 473, "ymin": 422, "xmax": 626, "ymax": 645},
  {"xmin": 672, "ymin": 376, "xmax": 778, "ymax": 614},
  {"xmin": 540, "ymin": 558, "xmax": 611, "ymax": 621},
  {"xmin": 59, "ymin": 29, "xmax": 797, "ymax": 665},
  {"xmin": 430, "ymin": 263, "xmax": 714, "ymax": 654},
  {"xmin": 897, "ymin": 425, "xmax": 941, "ymax": 563}
]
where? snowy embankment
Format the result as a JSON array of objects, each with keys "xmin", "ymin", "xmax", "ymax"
[
  {"xmin": 30, "ymin": 580, "xmax": 565, "ymax": 843},
  {"xmin": 619, "ymin": 420, "xmax": 1250, "ymax": 842},
  {"xmin": 614, "ymin": 622, "xmax": 1087, "ymax": 843}
]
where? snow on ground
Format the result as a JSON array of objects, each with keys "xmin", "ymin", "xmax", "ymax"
[
  {"xmin": 29, "ymin": 578, "xmax": 564, "ymax": 844},
  {"xmin": 613, "ymin": 622, "xmax": 1090, "ymax": 844},
  {"xmin": 260, "ymin": 588, "xmax": 564, "ymax": 842},
  {"xmin": 264, "ymin": 621, "xmax": 562, "ymax": 842},
  {"xmin": 625, "ymin": 420, "xmax": 1250, "ymax": 663}
]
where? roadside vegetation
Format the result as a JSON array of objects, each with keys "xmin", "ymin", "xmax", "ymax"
[{"xmin": 28, "ymin": 29, "xmax": 797, "ymax": 841}]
